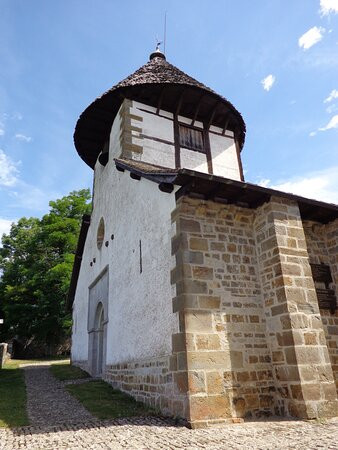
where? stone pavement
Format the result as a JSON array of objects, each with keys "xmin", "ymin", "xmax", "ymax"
[
  {"xmin": 0, "ymin": 362, "xmax": 337, "ymax": 449},
  {"xmin": 0, "ymin": 417, "xmax": 337, "ymax": 450},
  {"xmin": 23, "ymin": 363, "xmax": 93, "ymax": 426}
]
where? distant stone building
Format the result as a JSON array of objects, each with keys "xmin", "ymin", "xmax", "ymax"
[{"xmin": 69, "ymin": 49, "xmax": 338, "ymax": 428}]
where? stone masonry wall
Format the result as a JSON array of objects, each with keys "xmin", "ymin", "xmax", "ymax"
[
  {"xmin": 254, "ymin": 197, "xmax": 337, "ymax": 419},
  {"xmin": 303, "ymin": 219, "xmax": 338, "ymax": 393},
  {"xmin": 170, "ymin": 196, "xmax": 276, "ymax": 427},
  {"xmin": 104, "ymin": 355, "xmax": 189, "ymax": 420}
]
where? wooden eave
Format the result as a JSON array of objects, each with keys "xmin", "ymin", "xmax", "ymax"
[
  {"xmin": 67, "ymin": 214, "xmax": 91, "ymax": 310},
  {"xmin": 115, "ymin": 161, "xmax": 338, "ymax": 224}
]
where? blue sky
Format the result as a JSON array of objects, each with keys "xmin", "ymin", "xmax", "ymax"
[{"xmin": 0, "ymin": 0, "xmax": 337, "ymax": 236}]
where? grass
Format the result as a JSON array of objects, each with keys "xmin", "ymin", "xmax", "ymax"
[
  {"xmin": 50, "ymin": 362, "xmax": 89, "ymax": 381},
  {"xmin": 67, "ymin": 380, "xmax": 156, "ymax": 420},
  {"xmin": 0, "ymin": 357, "xmax": 69, "ymax": 428},
  {"xmin": 0, "ymin": 360, "xmax": 28, "ymax": 428}
]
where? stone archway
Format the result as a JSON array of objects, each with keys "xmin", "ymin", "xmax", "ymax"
[
  {"xmin": 88, "ymin": 269, "xmax": 108, "ymax": 377},
  {"xmin": 92, "ymin": 302, "xmax": 105, "ymax": 377}
]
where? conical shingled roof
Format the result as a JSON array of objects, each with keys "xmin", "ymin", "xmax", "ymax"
[{"xmin": 74, "ymin": 53, "xmax": 246, "ymax": 168}]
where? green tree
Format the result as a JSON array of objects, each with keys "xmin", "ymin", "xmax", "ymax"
[{"xmin": 0, "ymin": 189, "xmax": 91, "ymax": 355}]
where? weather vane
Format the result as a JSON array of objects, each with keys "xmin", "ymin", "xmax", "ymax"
[{"xmin": 155, "ymin": 38, "xmax": 163, "ymax": 51}]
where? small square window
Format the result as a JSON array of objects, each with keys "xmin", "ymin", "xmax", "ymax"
[{"xmin": 179, "ymin": 124, "xmax": 205, "ymax": 153}]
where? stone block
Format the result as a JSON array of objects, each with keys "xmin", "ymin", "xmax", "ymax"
[
  {"xmin": 272, "ymin": 351, "xmax": 284, "ymax": 363},
  {"xmin": 171, "ymin": 233, "xmax": 189, "ymax": 255},
  {"xmin": 304, "ymin": 332, "xmax": 317, "ymax": 345},
  {"xmin": 288, "ymin": 401, "xmax": 309, "ymax": 419},
  {"xmin": 245, "ymin": 394, "xmax": 259, "ymax": 409},
  {"xmin": 296, "ymin": 347, "xmax": 322, "ymax": 365},
  {"xmin": 177, "ymin": 352, "xmax": 188, "ymax": 371},
  {"xmin": 177, "ymin": 218, "xmax": 201, "ymax": 233},
  {"xmin": 196, "ymin": 334, "xmax": 221, "ymax": 351},
  {"xmin": 317, "ymin": 400, "xmax": 338, "ymax": 418},
  {"xmin": 174, "ymin": 372, "xmax": 189, "ymax": 393},
  {"xmin": 185, "ymin": 310, "xmax": 213, "ymax": 333},
  {"xmin": 230, "ymin": 351, "xmax": 244, "ymax": 369},
  {"xmin": 259, "ymin": 395, "xmax": 274, "ymax": 408},
  {"xmin": 192, "ymin": 266, "xmax": 214, "ymax": 280},
  {"xmin": 188, "ymin": 371, "xmax": 206, "ymax": 394},
  {"xmin": 190, "ymin": 238, "xmax": 208, "ymax": 251},
  {"xmin": 233, "ymin": 397, "xmax": 246, "ymax": 416},
  {"xmin": 237, "ymin": 371, "xmax": 250, "ymax": 383},
  {"xmin": 172, "ymin": 294, "xmax": 199, "ymax": 313},
  {"xmin": 290, "ymin": 384, "xmax": 304, "ymax": 400},
  {"xmin": 198, "ymin": 295, "xmax": 221, "ymax": 309},
  {"xmin": 284, "ymin": 348, "xmax": 298, "ymax": 365},
  {"xmin": 322, "ymin": 382, "xmax": 337, "ymax": 400},
  {"xmin": 206, "ymin": 372, "xmax": 224, "ymax": 394},
  {"xmin": 189, "ymin": 395, "xmax": 231, "ymax": 421},
  {"xmin": 177, "ymin": 279, "xmax": 208, "ymax": 295},
  {"xmin": 172, "ymin": 333, "xmax": 186, "ymax": 352},
  {"xmin": 187, "ymin": 351, "xmax": 231, "ymax": 370},
  {"xmin": 210, "ymin": 242, "xmax": 225, "ymax": 252},
  {"xmin": 301, "ymin": 384, "xmax": 321, "ymax": 401}
]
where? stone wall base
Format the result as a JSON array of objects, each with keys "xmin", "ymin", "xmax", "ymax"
[
  {"xmin": 72, "ymin": 360, "xmax": 90, "ymax": 374},
  {"xmin": 104, "ymin": 355, "xmax": 188, "ymax": 420}
]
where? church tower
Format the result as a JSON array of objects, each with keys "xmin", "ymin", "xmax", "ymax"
[
  {"xmin": 70, "ymin": 50, "xmax": 338, "ymax": 428},
  {"xmin": 74, "ymin": 48, "xmax": 245, "ymax": 181}
]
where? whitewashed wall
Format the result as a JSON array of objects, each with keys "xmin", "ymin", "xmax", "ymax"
[
  {"xmin": 108, "ymin": 99, "xmax": 241, "ymax": 180},
  {"xmin": 72, "ymin": 97, "xmax": 242, "ymax": 365},
  {"xmin": 71, "ymin": 144, "xmax": 179, "ymax": 364}
]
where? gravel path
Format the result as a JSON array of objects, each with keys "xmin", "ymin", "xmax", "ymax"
[
  {"xmin": 0, "ymin": 362, "xmax": 337, "ymax": 449},
  {"xmin": 23, "ymin": 363, "xmax": 93, "ymax": 426}
]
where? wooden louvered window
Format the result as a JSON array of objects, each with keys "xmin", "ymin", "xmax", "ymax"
[{"xmin": 179, "ymin": 124, "xmax": 205, "ymax": 153}]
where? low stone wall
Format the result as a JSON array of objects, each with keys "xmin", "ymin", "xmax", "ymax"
[{"xmin": 104, "ymin": 355, "xmax": 188, "ymax": 419}]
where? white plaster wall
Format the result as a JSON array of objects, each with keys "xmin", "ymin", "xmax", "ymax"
[
  {"xmin": 112, "ymin": 99, "xmax": 241, "ymax": 180},
  {"xmin": 180, "ymin": 148, "xmax": 209, "ymax": 173},
  {"xmin": 209, "ymin": 133, "xmax": 240, "ymax": 180},
  {"xmin": 71, "ymin": 146, "xmax": 179, "ymax": 364}
]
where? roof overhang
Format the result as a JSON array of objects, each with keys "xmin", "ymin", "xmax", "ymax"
[
  {"xmin": 74, "ymin": 56, "xmax": 246, "ymax": 169},
  {"xmin": 115, "ymin": 159, "xmax": 338, "ymax": 224},
  {"xmin": 67, "ymin": 214, "xmax": 91, "ymax": 310}
]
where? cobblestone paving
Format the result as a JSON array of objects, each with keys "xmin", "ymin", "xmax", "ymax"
[
  {"xmin": 23, "ymin": 363, "xmax": 93, "ymax": 426},
  {"xmin": 0, "ymin": 417, "xmax": 337, "ymax": 450},
  {"xmin": 0, "ymin": 363, "xmax": 337, "ymax": 449}
]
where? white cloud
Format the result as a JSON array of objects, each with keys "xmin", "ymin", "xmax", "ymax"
[
  {"xmin": 258, "ymin": 166, "xmax": 338, "ymax": 204},
  {"xmin": 261, "ymin": 74, "xmax": 275, "ymax": 91},
  {"xmin": 320, "ymin": 0, "xmax": 338, "ymax": 16},
  {"xmin": 324, "ymin": 89, "xmax": 338, "ymax": 103},
  {"xmin": 298, "ymin": 26, "xmax": 325, "ymax": 50},
  {"xmin": 0, "ymin": 149, "xmax": 19, "ymax": 187},
  {"xmin": 0, "ymin": 218, "xmax": 15, "ymax": 238},
  {"xmin": 318, "ymin": 114, "xmax": 338, "ymax": 131},
  {"xmin": 15, "ymin": 133, "xmax": 31, "ymax": 142},
  {"xmin": 0, "ymin": 129, "xmax": 4, "ymax": 136},
  {"xmin": 326, "ymin": 103, "xmax": 338, "ymax": 114},
  {"xmin": 309, "ymin": 131, "xmax": 317, "ymax": 136},
  {"xmin": 8, "ymin": 183, "xmax": 61, "ymax": 212}
]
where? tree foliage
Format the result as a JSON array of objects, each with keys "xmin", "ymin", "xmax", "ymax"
[{"xmin": 0, "ymin": 189, "xmax": 91, "ymax": 353}]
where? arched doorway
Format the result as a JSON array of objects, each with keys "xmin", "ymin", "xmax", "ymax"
[
  {"xmin": 91, "ymin": 302, "xmax": 106, "ymax": 376},
  {"xmin": 88, "ymin": 268, "xmax": 109, "ymax": 378}
]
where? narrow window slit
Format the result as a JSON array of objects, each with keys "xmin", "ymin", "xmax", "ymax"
[{"xmin": 139, "ymin": 239, "xmax": 142, "ymax": 274}]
